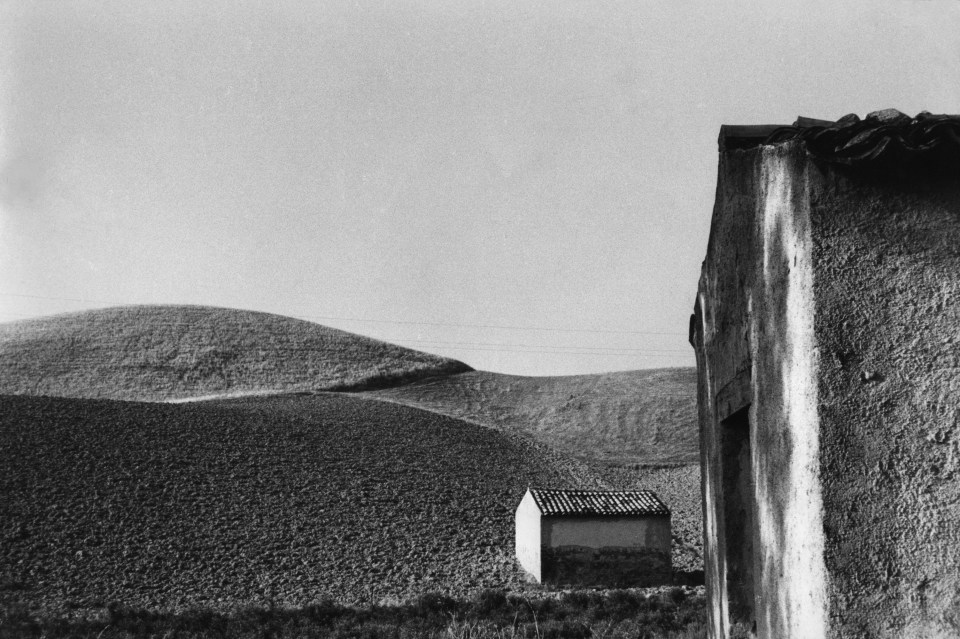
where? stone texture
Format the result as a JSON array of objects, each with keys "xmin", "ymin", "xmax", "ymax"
[
  {"xmin": 690, "ymin": 123, "xmax": 960, "ymax": 639},
  {"xmin": 811, "ymin": 163, "xmax": 960, "ymax": 638}
]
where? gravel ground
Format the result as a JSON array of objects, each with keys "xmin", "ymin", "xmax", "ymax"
[{"xmin": 1, "ymin": 393, "xmax": 584, "ymax": 617}]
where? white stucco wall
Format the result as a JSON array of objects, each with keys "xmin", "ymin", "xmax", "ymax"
[
  {"xmin": 515, "ymin": 490, "xmax": 542, "ymax": 581},
  {"xmin": 750, "ymin": 143, "xmax": 828, "ymax": 639},
  {"xmin": 544, "ymin": 516, "xmax": 670, "ymax": 552}
]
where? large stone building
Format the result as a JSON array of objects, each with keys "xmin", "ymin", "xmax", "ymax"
[
  {"xmin": 689, "ymin": 110, "xmax": 960, "ymax": 639},
  {"xmin": 515, "ymin": 488, "xmax": 671, "ymax": 586}
]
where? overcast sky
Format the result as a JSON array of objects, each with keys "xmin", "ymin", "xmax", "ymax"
[{"xmin": 1, "ymin": 0, "xmax": 958, "ymax": 375}]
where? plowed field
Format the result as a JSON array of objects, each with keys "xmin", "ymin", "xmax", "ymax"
[{"xmin": 1, "ymin": 393, "xmax": 591, "ymax": 615}]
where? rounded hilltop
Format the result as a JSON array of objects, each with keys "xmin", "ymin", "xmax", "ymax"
[{"xmin": 0, "ymin": 304, "xmax": 472, "ymax": 401}]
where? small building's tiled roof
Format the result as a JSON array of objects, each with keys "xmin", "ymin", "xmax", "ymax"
[{"xmin": 529, "ymin": 488, "xmax": 670, "ymax": 517}]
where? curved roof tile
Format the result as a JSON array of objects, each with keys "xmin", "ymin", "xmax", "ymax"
[{"xmin": 529, "ymin": 488, "xmax": 670, "ymax": 517}]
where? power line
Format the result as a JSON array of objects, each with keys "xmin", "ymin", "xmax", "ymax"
[
  {"xmin": 401, "ymin": 345, "xmax": 688, "ymax": 358},
  {"xmin": 0, "ymin": 292, "xmax": 687, "ymax": 337},
  {"xmin": 291, "ymin": 314, "xmax": 684, "ymax": 337},
  {"xmin": 389, "ymin": 338, "xmax": 690, "ymax": 354},
  {"xmin": 0, "ymin": 317, "xmax": 691, "ymax": 361}
]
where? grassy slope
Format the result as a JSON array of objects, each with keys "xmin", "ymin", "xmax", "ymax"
[
  {"xmin": 363, "ymin": 369, "xmax": 698, "ymax": 466},
  {"xmin": 0, "ymin": 305, "xmax": 471, "ymax": 402},
  {"xmin": 0, "ymin": 393, "xmax": 600, "ymax": 615}
]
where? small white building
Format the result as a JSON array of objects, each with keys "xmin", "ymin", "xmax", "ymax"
[{"xmin": 515, "ymin": 488, "xmax": 672, "ymax": 587}]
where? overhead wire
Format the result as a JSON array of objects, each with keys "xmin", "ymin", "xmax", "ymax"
[
  {"xmin": 1, "ymin": 292, "xmax": 687, "ymax": 337},
  {"xmin": 386, "ymin": 337, "xmax": 689, "ymax": 354},
  {"xmin": 0, "ymin": 292, "xmax": 693, "ymax": 360}
]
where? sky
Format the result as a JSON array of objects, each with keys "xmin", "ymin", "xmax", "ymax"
[{"xmin": 1, "ymin": 0, "xmax": 959, "ymax": 376}]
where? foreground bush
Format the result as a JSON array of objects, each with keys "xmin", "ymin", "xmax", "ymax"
[{"xmin": 1, "ymin": 588, "xmax": 706, "ymax": 639}]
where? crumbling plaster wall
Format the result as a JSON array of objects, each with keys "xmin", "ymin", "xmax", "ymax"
[
  {"xmin": 694, "ymin": 146, "xmax": 759, "ymax": 638},
  {"xmin": 810, "ymin": 166, "xmax": 960, "ymax": 638},
  {"xmin": 694, "ymin": 141, "xmax": 829, "ymax": 639}
]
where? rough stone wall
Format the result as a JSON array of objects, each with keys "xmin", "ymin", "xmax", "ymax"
[{"xmin": 810, "ymin": 166, "xmax": 960, "ymax": 638}]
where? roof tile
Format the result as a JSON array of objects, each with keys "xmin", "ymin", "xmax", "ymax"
[{"xmin": 529, "ymin": 488, "xmax": 669, "ymax": 517}]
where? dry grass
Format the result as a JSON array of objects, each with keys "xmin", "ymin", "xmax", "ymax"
[
  {"xmin": 2, "ymin": 587, "xmax": 707, "ymax": 638},
  {"xmin": 0, "ymin": 305, "xmax": 471, "ymax": 402}
]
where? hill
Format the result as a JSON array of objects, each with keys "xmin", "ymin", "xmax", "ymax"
[
  {"xmin": 359, "ymin": 370, "xmax": 704, "ymax": 575},
  {"xmin": 362, "ymin": 369, "xmax": 698, "ymax": 466},
  {"xmin": 0, "ymin": 305, "xmax": 704, "ymax": 599},
  {"xmin": 0, "ymin": 306, "xmax": 471, "ymax": 401},
  {"xmin": 0, "ymin": 393, "xmax": 602, "ymax": 615}
]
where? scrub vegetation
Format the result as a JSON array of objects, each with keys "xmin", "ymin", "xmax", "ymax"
[{"xmin": 3, "ymin": 587, "xmax": 706, "ymax": 639}]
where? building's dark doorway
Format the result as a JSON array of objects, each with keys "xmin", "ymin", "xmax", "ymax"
[{"xmin": 720, "ymin": 405, "xmax": 755, "ymax": 625}]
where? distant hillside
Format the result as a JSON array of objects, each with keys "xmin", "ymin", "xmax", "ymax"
[
  {"xmin": 363, "ymin": 368, "xmax": 698, "ymax": 466},
  {"xmin": 0, "ymin": 393, "xmax": 601, "ymax": 615},
  {"xmin": 0, "ymin": 306, "xmax": 471, "ymax": 401}
]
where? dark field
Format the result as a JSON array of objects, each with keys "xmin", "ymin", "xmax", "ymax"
[{"xmin": 0, "ymin": 393, "xmax": 589, "ymax": 615}]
